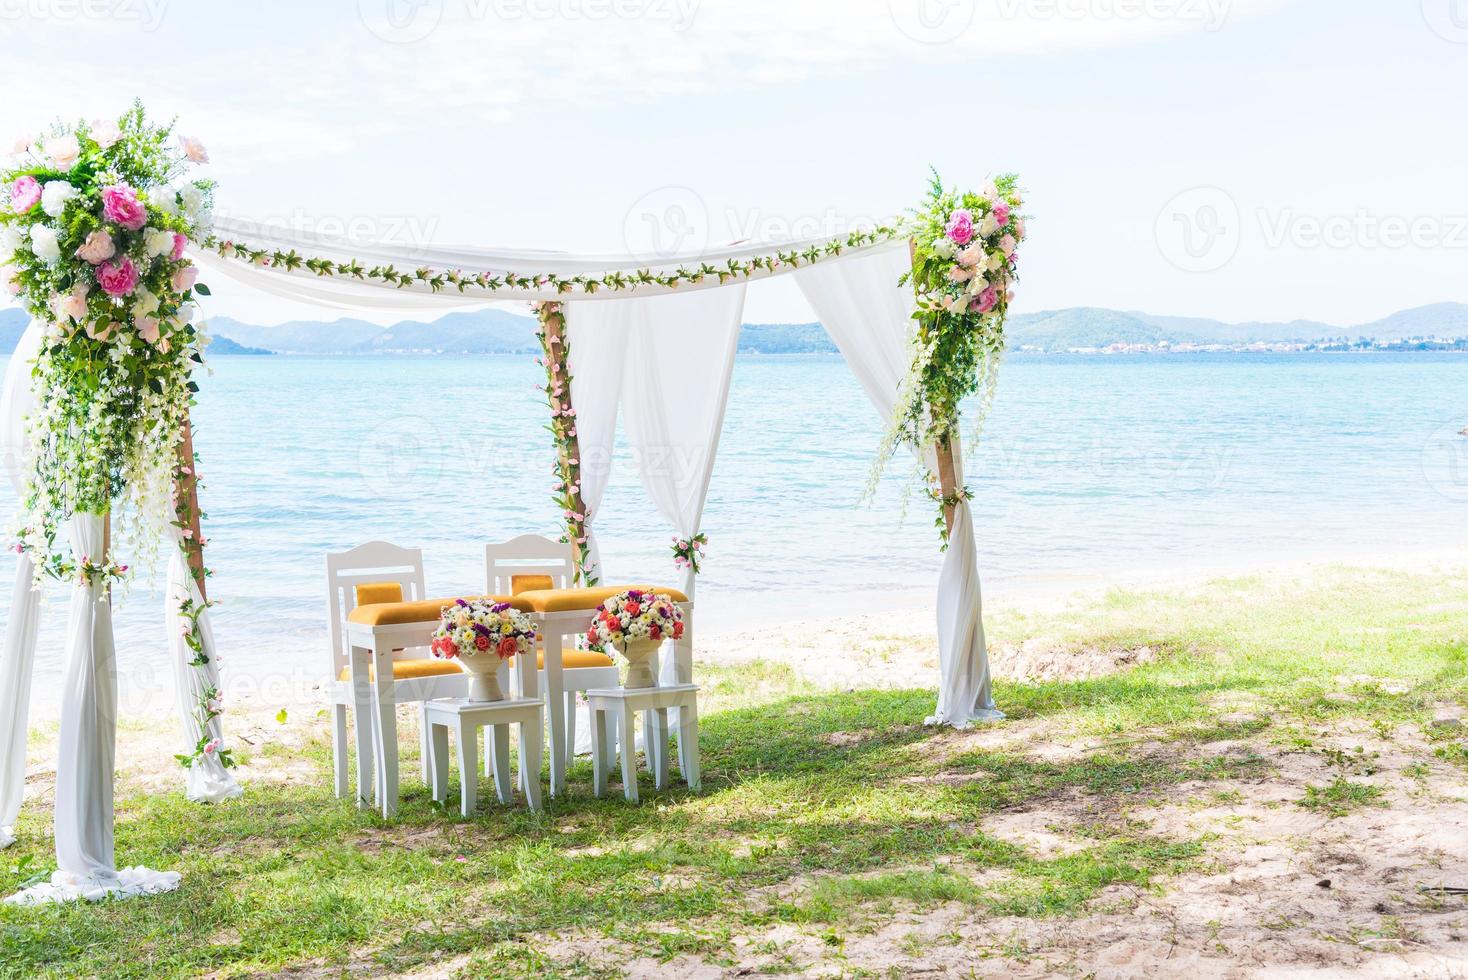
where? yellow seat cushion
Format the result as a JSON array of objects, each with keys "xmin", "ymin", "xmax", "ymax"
[
  {"xmin": 514, "ymin": 585, "xmax": 689, "ymax": 613},
  {"xmin": 355, "ymin": 582, "xmax": 404, "ymax": 605},
  {"xmin": 347, "ymin": 595, "xmax": 532, "ymax": 626},
  {"xmin": 511, "ymin": 574, "xmax": 556, "ymax": 595},
  {"xmin": 532, "ymin": 649, "xmax": 615, "ymax": 670},
  {"xmin": 339, "ymin": 658, "xmax": 462, "ymax": 682}
]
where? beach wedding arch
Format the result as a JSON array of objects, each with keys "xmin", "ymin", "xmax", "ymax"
[{"xmin": 0, "ymin": 98, "xmax": 1027, "ymax": 905}]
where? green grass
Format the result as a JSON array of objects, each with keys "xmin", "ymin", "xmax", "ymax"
[{"xmin": 0, "ymin": 564, "xmax": 1464, "ymax": 978}]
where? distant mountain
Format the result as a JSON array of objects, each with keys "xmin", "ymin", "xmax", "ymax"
[
  {"xmin": 4, "ymin": 301, "xmax": 1467, "ymax": 356},
  {"xmin": 209, "ymin": 336, "xmax": 273, "ymax": 356},
  {"xmin": 740, "ymin": 323, "xmax": 837, "ymax": 354}
]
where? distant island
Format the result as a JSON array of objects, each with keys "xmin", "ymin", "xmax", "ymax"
[{"xmin": 1, "ymin": 302, "xmax": 1465, "ymax": 356}]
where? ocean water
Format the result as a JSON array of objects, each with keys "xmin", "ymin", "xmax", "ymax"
[{"xmin": 1, "ymin": 352, "xmax": 1464, "ymax": 712}]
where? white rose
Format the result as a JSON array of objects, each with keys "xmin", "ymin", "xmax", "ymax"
[
  {"xmin": 40, "ymin": 181, "xmax": 77, "ymax": 219},
  {"xmin": 979, "ymin": 213, "xmax": 1000, "ymax": 237},
  {"xmin": 45, "ymin": 134, "xmax": 81, "ymax": 172},
  {"xmin": 0, "ymin": 224, "xmax": 22, "ymax": 257},
  {"xmin": 89, "ymin": 118, "xmax": 122, "ymax": 150},
  {"xmin": 154, "ymin": 188, "xmax": 179, "ymax": 218},
  {"xmin": 931, "ymin": 237, "xmax": 956, "ymax": 259},
  {"xmin": 144, "ymin": 227, "xmax": 175, "ymax": 258},
  {"xmin": 28, "ymin": 224, "xmax": 60, "ymax": 264},
  {"xmin": 133, "ymin": 288, "xmax": 160, "ymax": 318},
  {"xmin": 179, "ymin": 184, "xmax": 204, "ymax": 218}
]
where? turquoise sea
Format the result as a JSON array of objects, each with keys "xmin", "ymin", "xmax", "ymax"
[{"xmin": 1, "ymin": 351, "xmax": 1465, "ymax": 712}]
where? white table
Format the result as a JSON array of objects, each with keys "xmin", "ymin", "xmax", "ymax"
[{"xmin": 425, "ymin": 697, "xmax": 545, "ymax": 814}]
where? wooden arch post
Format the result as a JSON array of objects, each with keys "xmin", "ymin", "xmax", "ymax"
[
  {"xmin": 536, "ymin": 303, "xmax": 594, "ymax": 586},
  {"xmin": 911, "ymin": 239, "xmax": 961, "ymax": 538},
  {"xmin": 175, "ymin": 417, "xmax": 208, "ymax": 601}
]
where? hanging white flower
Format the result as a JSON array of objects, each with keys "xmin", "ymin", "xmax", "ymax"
[
  {"xmin": 144, "ymin": 227, "xmax": 175, "ymax": 258},
  {"xmin": 154, "ymin": 187, "xmax": 179, "ymax": 218},
  {"xmin": 133, "ymin": 288, "xmax": 161, "ymax": 318},
  {"xmin": 28, "ymin": 224, "xmax": 61, "ymax": 264},
  {"xmin": 40, "ymin": 180, "xmax": 78, "ymax": 218},
  {"xmin": 0, "ymin": 223, "xmax": 21, "ymax": 258}
]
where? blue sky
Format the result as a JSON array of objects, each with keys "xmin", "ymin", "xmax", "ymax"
[{"xmin": 2, "ymin": 0, "xmax": 1465, "ymax": 326}]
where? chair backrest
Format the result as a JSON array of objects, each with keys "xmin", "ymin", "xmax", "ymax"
[
  {"xmin": 325, "ymin": 541, "xmax": 427, "ymax": 676},
  {"xmin": 485, "ymin": 534, "xmax": 574, "ymax": 596}
]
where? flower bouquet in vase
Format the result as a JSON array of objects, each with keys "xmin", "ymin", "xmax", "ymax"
[
  {"xmin": 585, "ymin": 589, "xmax": 684, "ymax": 689},
  {"xmin": 430, "ymin": 599, "xmax": 537, "ymax": 702}
]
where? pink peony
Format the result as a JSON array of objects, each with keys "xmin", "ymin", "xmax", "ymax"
[
  {"xmin": 171, "ymin": 264, "xmax": 198, "ymax": 293},
  {"xmin": 992, "ymin": 202, "xmax": 1011, "ymax": 226},
  {"xmin": 8, "ymin": 176, "xmax": 40, "ymax": 213},
  {"xmin": 101, "ymin": 184, "xmax": 147, "ymax": 231},
  {"xmin": 137, "ymin": 316, "xmax": 161, "ymax": 345},
  {"xmin": 75, "ymin": 229, "xmax": 116, "ymax": 265},
  {"xmin": 50, "ymin": 285, "xmax": 89, "ymax": 323},
  {"xmin": 171, "ymin": 232, "xmax": 187, "ymax": 261},
  {"xmin": 97, "ymin": 256, "xmax": 140, "ymax": 297},
  {"xmin": 179, "ymin": 136, "xmax": 209, "ymax": 163},
  {"xmin": 945, "ymin": 208, "xmax": 974, "ymax": 246},
  {"xmin": 972, "ymin": 287, "xmax": 999, "ymax": 315}
]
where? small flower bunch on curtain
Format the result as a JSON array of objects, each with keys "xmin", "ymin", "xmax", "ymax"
[
  {"xmin": 671, "ymin": 533, "xmax": 707, "ymax": 575},
  {"xmin": 0, "ymin": 101, "xmax": 214, "ymax": 581},
  {"xmin": 872, "ymin": 171, "xmax": 1026, "ymax": 524}
]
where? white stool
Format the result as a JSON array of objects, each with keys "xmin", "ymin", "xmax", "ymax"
[
  {"xmin": 588, "ymin": 685, "xmax": 700, "ymax": 803},
  {"xmin": 426, "ymin": 698, "xmax": 545, "ymax": 814}
]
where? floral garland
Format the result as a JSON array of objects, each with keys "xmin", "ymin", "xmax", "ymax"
[
  {"xmin": 0, "ymin": 103, "xmax": 232, "ymax": 773},
  {"xmin": 873, "ymin": 172, "xmax": 1026, "ymax": 541},
  {"xmin": 204, "ymin": 224, "xmax": 906, "ymax": 297},
  {"xmin": 533, "ymin": 301, "xmax": 595, "ymax": 585},
  {"xmin": 671, "ymin": 533, "xmax": 706, "ymax": 575}
]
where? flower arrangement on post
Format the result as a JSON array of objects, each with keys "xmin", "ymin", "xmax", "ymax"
[
  {"xmin": 873, "ymin": 171, "xmax": 1026, "ymax": 545},
  {"xmin": 671, "ymin": 533, "xmax": 707, "ymax": 575},
  {"xmin": 2, "ymin": 103, "xmax": 229, "ymax": 772},
  {"xmin": 533, "ymin": 300, "xmax": 596, "ymax": 586},
  {"xmin": 430, "ymin": 598, "xmax": 538, "ymax": 702},
  {"xmin": 584, "ymin": 589, "xmax": 684, "ymax": 689}
]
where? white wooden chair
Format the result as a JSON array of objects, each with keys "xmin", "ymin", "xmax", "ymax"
[
  {"xmin": 484, "ymin": 534, "xmax": 621, "ymax": 761},
  {"xmin": 325, "ymin": 541, "xmax": 466, "ymax": 804}
]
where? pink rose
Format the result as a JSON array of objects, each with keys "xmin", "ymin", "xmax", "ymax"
[
  {"xmin": 75, "ymin": 229, "xmax": 116, "ymax": 265},
  {"xmin": 8, "ymin": 176, "xmax": 40, "ymax": 214},
  {"xmin": 101, "ymin": 184, "xmax": 147, "ymax": 231},
  {"xmin": 171, "ymin": 233, "xmax": 188, "ymax": 261},
  {"xmin": 90, "ymin": 118, "xmax": 122, "ymax": 150},
  {"xmin": 137, "ymin": 316, "xmax": 161, "ymax": 345},
  {"xmin": 945, "ymin": 208, "xmax": 974, "ymax": 246},
  {"xmin": 203, "ymin": 738, "xmax": 220, "ymax": 756},
  {"xmin": 85, "ymin": 320, "xmax": 119, "ymax": 343},
  {"xmin": 171, "ymin": 264, "xmax": 198, "ymax": 293},
  {"xmin": 97, "ymin": 257, "xmax": 140, "ymax": 297},
  {"xmin": 2, "ymin": 266, "xmax": 20, "ymax": 297},
  {"xmin": 998, "ymin": 234, "xmax": 1017, "ymax": 257},
  {"xmin": 947, "ymin": 265, "xmax": 973, "ymax": 283},
  {"xmin": 1013, "ymin": 217, "xmax": 1026, "ymax": 239},
  {"xmin": 179, "ymin": 136, "xmax": 209, "ymax": 163},
  {"xmin": 957, "ymin": 243, "xmax": 985, "ymax": 268},
  {"xmin": 993, "ymin": 202, "xmax": 1011, "ymax": 226},
  {"xmin": 972, "ymin": 287, "xmax": 999, "ymax": 315},
  {"xmin": 50, "ymin": 285, "xmax": 89, "ymax": 323}
]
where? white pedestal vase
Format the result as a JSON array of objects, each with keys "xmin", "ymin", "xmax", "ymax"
[
  {"xmin": 617, "ymin": 639, "xmax": 660, "ymax": 690},
  {"xmin": 458, "ymin": 657, "xmax": 504, "ymax": 703}
]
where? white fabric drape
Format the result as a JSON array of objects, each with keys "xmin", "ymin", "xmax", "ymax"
[
  {"xmin": 164, "ymin": 526, "xmax": 242, "ymax": 803},
  {"xmin": 794, "ymin": 243, "xmax": 1002, "ymax": 727},
  {"xmin": 199, "ymin": 217, "xmax": 899, "ymax": 305},
  {"xmin": 6, "ymin": 513, "xmax": 182, "ymax": 905},
  {"xmin": 0, "ymin": 321, "xmax": 43, "ymax": 849},
  {"xmin": 563, "ymin": 308, "xmax": 629, "ymax": 585}
]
